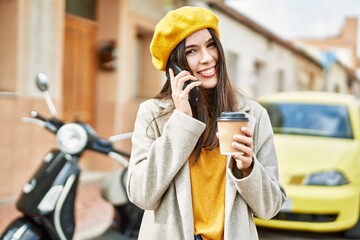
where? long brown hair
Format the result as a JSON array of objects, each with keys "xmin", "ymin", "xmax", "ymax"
[{"xmin": 155, "ymin": 28, "xmax": 239, "ymax": 162}]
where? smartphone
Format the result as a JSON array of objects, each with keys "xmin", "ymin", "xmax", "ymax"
[{"xmin": 166, "ymin": 61, "xmax": 200, "ymax": 107}]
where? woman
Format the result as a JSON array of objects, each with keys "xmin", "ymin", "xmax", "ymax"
[{"xmin": 127, "ymin": 6, "xmax": 286, "ymax": 240}]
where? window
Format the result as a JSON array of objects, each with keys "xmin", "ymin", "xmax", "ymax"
[
  {"xmin": 263, "ymin": 103, "xmax": 353, "ymax": 139},
  {"xmin": 252, "ymin": 60, "xmax": 266, "ymax": 98},
  {"xmin": 308, "ymin": 72, "xmax": 315, "ymax": 90},
  {"xmin": 225, "ymin": 50, "xmax": 238, "ymax": 83},
  {"xmin": 277, "ymin": 69, "xmax": 284, "ymax": 92},
  {"xmin": 135, "ymin": 28, "xmax": 163, "ymax": 99},
  {"xmin": 66, "ymin": 0, "xmax": 96, "ymax": 20},
  {"xmin": 0, "ymin": 0, "xmax": 17, "ymax": 93}
]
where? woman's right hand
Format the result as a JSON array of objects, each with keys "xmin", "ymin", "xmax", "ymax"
[{"xmin": 169, "ymin": 68, "xmax": 201, "ymax": 116}]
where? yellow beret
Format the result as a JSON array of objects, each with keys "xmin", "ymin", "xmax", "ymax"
[{"xmin": 150, "ymin": 6, "xmax": 220, "ymax": 71}]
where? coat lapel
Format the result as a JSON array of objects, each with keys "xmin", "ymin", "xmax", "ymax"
[
  {"xmin": 224, "ymin": 97, "xmax": 256, "ymax": 239},
  {"xmin": 158, "ymin": 99, "xmax": 194, "ymax": 239},
  {"xmin": 224, "ymin": 155, "xmax": 238, "ymax": 239}
]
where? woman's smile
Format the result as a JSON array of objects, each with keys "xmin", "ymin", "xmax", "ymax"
[{"xmin": 198, "ymin": 66, "xmax": 216, "ymax": 78}]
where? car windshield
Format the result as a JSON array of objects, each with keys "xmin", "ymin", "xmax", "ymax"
[{"xmin": 262, "ymin": 103, "xmax": 353, "ymax": 139}]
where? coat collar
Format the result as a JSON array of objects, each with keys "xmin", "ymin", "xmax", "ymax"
[
  {"xmin": 237, "ymin": 94, "xmax": 251, "ymax": 113},
  {"xmin": 158, "ymin": 98, "xmax": 173, "ymax": 110}
]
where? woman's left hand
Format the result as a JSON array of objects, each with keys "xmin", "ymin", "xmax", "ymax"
[{"xmin": 232, "ymin": 126, "xmax": 254, "ymax": 177}]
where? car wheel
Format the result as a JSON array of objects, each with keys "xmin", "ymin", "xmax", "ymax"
[{"xmin": 344, "ymin": 216, "xmax": 360, "ymax": 239}]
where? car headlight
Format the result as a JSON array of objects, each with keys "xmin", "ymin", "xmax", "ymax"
[
  {"xmin": 56, "ymin": 123, "xmax": 88, "ymax": 154},
  {"xmin": 304, "ymin": 170, "xmax": 349, "ymax": 186}
]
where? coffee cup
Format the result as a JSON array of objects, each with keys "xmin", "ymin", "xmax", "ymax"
[{"xmin": 217, "ymin": 112, "xmax": 249, "ymax": 155}]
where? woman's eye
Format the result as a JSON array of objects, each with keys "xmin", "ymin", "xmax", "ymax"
[
  {"xmin": 208, "ymin": 42, "xmax": 216, "ymax": 48},
  {"xmin": 185, "ymin": 49, "xmax": 197, "ymax": 55}
]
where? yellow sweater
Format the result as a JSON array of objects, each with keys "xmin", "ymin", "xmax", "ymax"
[{"xmin": 190, "ymin": 147, "xmax": 226, "ymax": 240}]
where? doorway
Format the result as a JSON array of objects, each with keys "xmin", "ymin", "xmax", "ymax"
[{"xmin": 63, "ymin": 0, "xmax": 97, "ymax": 124}]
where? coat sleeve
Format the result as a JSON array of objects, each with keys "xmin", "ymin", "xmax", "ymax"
[
  {"xmin": 227, "ymin": 105, "xmax": 287, "ymax": 219},
  {"xmin": 127, "ymin": 101, "xmax": 206, "ymax": 210}
]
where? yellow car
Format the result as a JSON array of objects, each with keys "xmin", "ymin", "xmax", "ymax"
[{"xmin": 256, "ymin": 91, "xmax": 360, "ymax": 238}]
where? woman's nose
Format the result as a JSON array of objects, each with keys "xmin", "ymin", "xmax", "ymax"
[{"xmin": 199, "ymin": 49, "xmax": 213, "ymax": 63}]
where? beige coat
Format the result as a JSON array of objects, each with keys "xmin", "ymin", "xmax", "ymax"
[{"xmin": 127, "ymin": 96, "xmax": 287, "ymax": 240}]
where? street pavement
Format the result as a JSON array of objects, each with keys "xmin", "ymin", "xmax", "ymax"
[
  {"xmin": 79, "ymin": 226, "xmax": 349, "ymax": 240},
  {"xmin": 258, "ymin": 227, "xmax": 348, "ymax": 240}
]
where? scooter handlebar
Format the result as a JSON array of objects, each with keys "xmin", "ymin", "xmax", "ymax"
[
  {"xmin": 22, "ymin": 111, "xmax": 63, "ymax": 133},
  {"xmin": 108, "ymin": 151, "xmax": 129, "ymax": 167},
  {"xmin": 85, "ymin": 132, "xmax": 131, "ymax": 166},
  {"xmin": 108, "ymin": 132, "xmax": 133, "ymax": 142},
  {"xmin": 22, "ymin": 108, "xmax": 131, "ymax": 166}
]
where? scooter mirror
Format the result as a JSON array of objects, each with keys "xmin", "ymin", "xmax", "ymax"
[
  {"xmin": 35, "ymin": 73, "xmax": 49, "ymax": 92},
  {"xmin": 34, "ymin": 72, "xmax": 58, "ymax": 117}
]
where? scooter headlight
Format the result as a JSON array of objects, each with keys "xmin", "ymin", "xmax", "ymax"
[{"xmin": 56, "ymin": 123, "xmax": 88, "ymax": 154}]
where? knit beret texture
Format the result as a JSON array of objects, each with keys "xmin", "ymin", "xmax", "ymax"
[{"xmin": 150, "ymin": 6, "xmax": 220, "ymax": 71}]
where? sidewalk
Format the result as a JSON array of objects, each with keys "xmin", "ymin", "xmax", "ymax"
[{"xmin": 0, "ymin": 171, "xmax": 114, "ymax": 240}]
